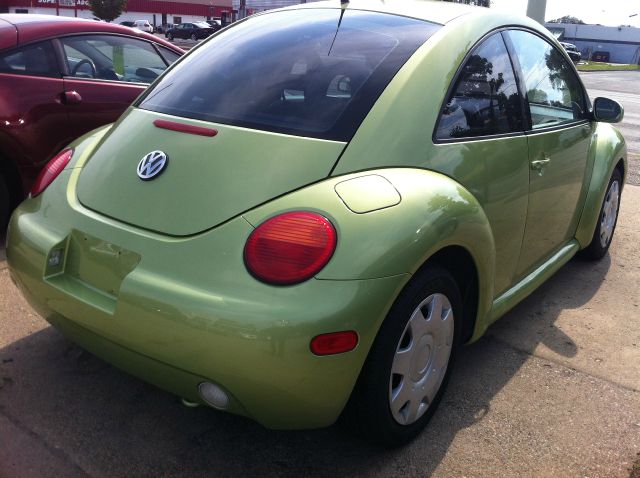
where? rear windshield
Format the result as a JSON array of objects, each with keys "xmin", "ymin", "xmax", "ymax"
[{"xmin": 138, "ymin": 9, "xmax": 439, "ymax": 141}]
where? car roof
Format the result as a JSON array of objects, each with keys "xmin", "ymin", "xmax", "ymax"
[
  {"xmin": 277, "ymin": 0, "xmax": 481, "ymax": 25},
  {"xmin": 0, "ymin": 14, "xmax": 181, "ymax": 52}
]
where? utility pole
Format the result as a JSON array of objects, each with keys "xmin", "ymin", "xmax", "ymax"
[{"xmin": 526, "ymin": 0, "xmax": 547, "ymax": 25}]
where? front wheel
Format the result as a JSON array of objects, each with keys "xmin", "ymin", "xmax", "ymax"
[
  {"xmin": 347, "ymin": 266, "xmax": 462, "ymax": 447},
  {"xmin": 167, "ymin": 33, "xmax": 174, "ymax": 41},
  {"xmin": 580, "ymin": 168, "xmax": 622, "ymax": 260},
  {"xmin": 190, "ymin": 33, "xmax": 197, "ymax": 41}
]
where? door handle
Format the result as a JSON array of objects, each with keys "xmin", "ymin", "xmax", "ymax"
[
  {"xmin": 61, "ymin": 90, "xmax": 82, "ymax": 105},
  {"xmin": 530, "ymin": 157, "xmax": 551, "ymax": 175}
]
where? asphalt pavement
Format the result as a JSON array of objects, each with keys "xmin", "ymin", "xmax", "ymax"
[
  {"xmin": 0, "ymin": 71, "xmax": 639, "ymax": 477},
  {"xmin": 581, "ymin": 71, "xmax": 640, "ymax": 186}
]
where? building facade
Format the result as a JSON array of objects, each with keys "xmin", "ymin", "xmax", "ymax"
[
  {"xmin": 0, "ymin": 0, "xmax": 234, "ymax": 28},
  {"xmin": 231, "ymin": 0, "xmax": 304, "ymax": 15},
  {"xmin": 547, "ymin": 22, "xmax": 640, "ymax": 64}
]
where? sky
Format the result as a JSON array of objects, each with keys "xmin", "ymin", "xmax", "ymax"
[{"xmin": 489, "ymin": 0, "xmax": 640, "ymax": 28}]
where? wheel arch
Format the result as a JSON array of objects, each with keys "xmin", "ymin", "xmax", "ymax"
[
  {"xmin": 420, "ymin": 245, "xmax": 479, "ymax": 344},
  {"xmin": 575, "ymin": 123, "xmax": 627, "ymax": 248}
]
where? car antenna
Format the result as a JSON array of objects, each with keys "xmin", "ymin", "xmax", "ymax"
[{"xmin": 328, "ymin": 0, "xmax": 349, "ymax": 56}]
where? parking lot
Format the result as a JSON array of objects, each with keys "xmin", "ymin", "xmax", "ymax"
[
  {"xmin": 581, "ymin": 71, "xmax": 640, "ymax": 186},
  {"xmin": 1, "ymin": 72, "xmax": 639, "ymax": 477}
]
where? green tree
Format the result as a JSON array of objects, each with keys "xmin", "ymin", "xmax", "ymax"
[
  {"xmin": 548, "ymin": 15, "xmax": 585, "ymax": 24},
  {"xmin": 90, "ymin": 0, "xmax": 127, "ymax": 22}
]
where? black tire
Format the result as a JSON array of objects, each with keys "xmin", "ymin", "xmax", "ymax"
[
  {"xmin": 167, "ymin": 33, "xmax": 174, "ymax": 41},
  {"xmin": 346, "ymin": 266, "xmax": 462, "ymax": 447},
  {"xmin": 190, "ymin": 33, "xmax": 197, "ymax": 41},
  {"xmin": 580, "ymin": 168, "xmax": 622, "ymax": 260},
  {"xmin": 0, "ymin": 173, "xmax": 9, "ymax": 230}
]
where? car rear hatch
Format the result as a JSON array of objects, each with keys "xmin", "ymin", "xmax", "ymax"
[
  {"xmin": 76, "ymin": 9, "xmax": 439, "ymax": 236},
  {"xmin": 76, "ymin": 109, "xmax": 345, "ymax": 236}
]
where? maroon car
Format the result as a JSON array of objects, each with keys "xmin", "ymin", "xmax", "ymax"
[{"xmin": 0, "ymin": 14, "xmax": 183, "ymax": 226}]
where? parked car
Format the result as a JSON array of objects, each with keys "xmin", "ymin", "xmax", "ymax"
[
  {"xmin": 561, "ymin": 41, "xmax": 582, "ymax": 63},
  {"xmin": 205, "ymin": 19, "xmax": 222, "ymax": 32},
  {"xmin": 166, "ymin": 22, "xmax": 215, "ymax": 41},
  {"xmin": 0, "ymin": 14, "xmax": 183, "ymax": 226},
  {"xmin": 7, "ymin": 2, "xmax": 626, "ymax": 446},
  {"xmin": 133, "ymin": 19, "xmax": 154, "ymax": 34},
  {"xmin": 162, "ymin": 24, "xmax": 178, "ymax": 37}
]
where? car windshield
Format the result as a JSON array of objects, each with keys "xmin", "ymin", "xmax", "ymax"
[{"xmin": 138, "ymin": 9, "xmax": 439, "ymax": 141}]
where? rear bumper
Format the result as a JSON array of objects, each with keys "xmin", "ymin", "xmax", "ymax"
[{"xmin": 6, "ymin": 170, "xmax": 407, "ymax": 429}]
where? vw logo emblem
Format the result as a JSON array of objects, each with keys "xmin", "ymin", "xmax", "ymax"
[{"xmin": 137, "ymin": 151, "xmax": 168, "ymax": 181}]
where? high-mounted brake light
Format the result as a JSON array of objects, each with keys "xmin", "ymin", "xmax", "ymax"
[
  {"xmin": 30, "ymin": 149, "xmax": 73, "ymax": 197},
  {"xmin": 244, "ymin": 211, "xmax": 337, "ymax": 285}
]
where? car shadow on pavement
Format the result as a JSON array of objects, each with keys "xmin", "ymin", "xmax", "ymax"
[{"xmin": 0, "ymin": 254, "xmax": 610, "ymax": 477}]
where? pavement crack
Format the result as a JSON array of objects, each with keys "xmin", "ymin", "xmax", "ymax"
[{"xmin": 0, "ymin": 405, "xmax": 93, "ymax": 477}]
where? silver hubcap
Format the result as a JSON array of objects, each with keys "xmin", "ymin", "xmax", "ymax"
[
  {"xmin": 389, "ymin": 293, "xmax": 454, "ymax": 425},
  {"xmin": 599, "ymin": 180, "xmax": 620, "ymax": 248}
]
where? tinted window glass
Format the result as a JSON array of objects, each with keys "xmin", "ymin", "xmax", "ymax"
[
  {"xmin": 436, "ymin": 33, "xmax": 523, "ymax": 140},
  {"xmin": 157, "ymin": 46, "xmax": 181, "ymax": 65},
  {"xmin": 139, "ymin": 10, "xmax": 439, "ymax": 141},
  {"xmin": 0, "ymin": 41, "xmax": 59, "ymax": 77},
  {"xmin": 61, "ymin": 35, "xmax": 169, "ymax": 84},
  {"xmin": 507, "ymin": 30, "xmax": 587, "ymax": 129}
]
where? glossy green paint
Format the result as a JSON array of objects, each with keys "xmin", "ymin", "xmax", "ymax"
[
  {"xmin": 515, "ymin": 123, "xmax": 593, "ymax": 277},
  {"xmin": 6, "ymin": 0, "xmax": 628, "ymax": 429},
  {"xmin": 8, "ymin": 164, "xmax": 409, "ymax": 428},
  {"xmin": 244, "ymin": 168, "xmax": 495, "ymax": 330},
  {"xmin": 77, "ymin": 109, "xmax": 346, "ymax": 236},
  {"xmin": 488, "ymin": 241, "xmax": 579, "ymax": 324},
  {"xmin": 575, "ymin": 123, "xmax": 627, "ymax": 248},
  {"xmin": 334, "ymin": 175, "xmax": 401, "ymax": 213},
  {"xmin": 332, "ymin": 10, "xmax": 542, "ymax": 296}
]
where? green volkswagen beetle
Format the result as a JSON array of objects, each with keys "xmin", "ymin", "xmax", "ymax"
[{"xmin": 6, "ymin": 0, "xmax": 627, "ymax": 446}]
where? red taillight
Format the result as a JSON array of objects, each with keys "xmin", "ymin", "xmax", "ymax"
[
  {"xmin": 244, "ymin": 211, "xmax": 337, "ymax": 285},
  {"xmin": 30, "ymin": 149, "xmax": 73, "ymax": 197},
  {"xmin": 310, "ymin": 331, "xmax": 359, "ymax": 356}
]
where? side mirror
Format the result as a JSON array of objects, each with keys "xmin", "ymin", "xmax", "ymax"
[{"xmin": 593, "ymin": 97, "xmax": 624, "ymax": 123}]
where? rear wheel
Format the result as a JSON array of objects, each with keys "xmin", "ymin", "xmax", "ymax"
[
  {"xmin": 167, "ymin": 33, "xmax": 174, "ymax": 41},
  {"xmin": 190, "ymin": 33, "xmax": 197, "ymax": 41},
  {"xmin": 347, "ymin": 266, "xmax": 462, "ymax": 447},
  {"xmin": 580, "ymin": 168, "xmax": 622, "ymax": 260}
]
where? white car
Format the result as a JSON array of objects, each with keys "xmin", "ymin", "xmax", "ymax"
[{"xmin": 133, "ymin": 20, "xmax": 153, "ymax": 33}]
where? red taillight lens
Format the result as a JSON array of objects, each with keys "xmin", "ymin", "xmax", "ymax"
[
  {"xmin": 30, "ymin": 148, "xmax": 73, "ymax": 197},
  {"xmin": 310, "ymin": 331, "xmax": 359, "ymax": 356},
  {"xmin": 244, "ymin": 211, "xmax": 337, "ymax": 285}
]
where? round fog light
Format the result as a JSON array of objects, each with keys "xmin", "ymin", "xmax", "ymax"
[{"xmin": 198, "ymin": 381, "xmax": 230, "ymax": 410}]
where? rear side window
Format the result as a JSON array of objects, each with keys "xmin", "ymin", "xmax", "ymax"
[
  {"xmin": 139, "ymin": 10, "xmax": 440, "ymax": 141},
  {"xmin": 0, "ymin": 41, "xmax": 59, "ymax": 78},
  {"xmin": 435, "ymin": 32, "xmax": 523, "ymax": 140},
  {"xmin": 507, "ymin": 30, "xmax": 587, "ymax": 130}
]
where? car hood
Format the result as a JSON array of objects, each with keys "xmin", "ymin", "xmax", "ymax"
[{"xmin": 76, "ymin": 108, "xmax": 346, "ymax": 236}]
